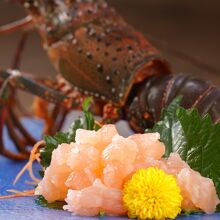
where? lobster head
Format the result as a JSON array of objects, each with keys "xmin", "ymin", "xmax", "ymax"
[{"xmin": 24, "ymin": 0, "xmax": 171, "ymax": 105}]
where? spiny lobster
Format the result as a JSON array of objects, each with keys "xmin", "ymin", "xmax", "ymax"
[{"xmin": 0, "ymin": 0, "xmax": 220, "ymax": 160}]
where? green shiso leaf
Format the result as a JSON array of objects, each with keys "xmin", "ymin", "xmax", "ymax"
[
  {"xmin": 40, "ymin": 131, "xmax": 70, "ymax": 167},
  {"xmin": 82, "ymin": 96, "xmax": 92, "ymax": 112},
  {"xmin": 176, "ymin": 107, "xmax": 220, "ymax": 199},
  {"xmin": 148, "ymin": 97, "xmax": 220, "ymax": 199},
  {"xmin": 67, "ymin": 118, "xmax": 84, "ymax": 142},
  {"xmin": 35, "ymin": 195, "xmax": 66, "ymax": 210},
  {"xmin": 146, "ymin": 96, "xmax": 182, "ymax": 157},
  {"xmin": 40, "ymin": 135, "xmax": 58, "ymax": 168}
]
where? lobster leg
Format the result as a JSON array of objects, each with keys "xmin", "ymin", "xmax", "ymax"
[
  {"xmin": 9, "ymin": 108, "xmax": 36, "ymax": 145},
  {"xmin": 48, "ymin": 107, "xmax": 68, "ymax": 135},
  {"xmin": 0, "ymin": 70, "xmax": 118, "ymax": 159},
  {"xmin": 33, "ymin": 75, "xmax": 83, "ymax": 135},
  {"xmin": 0, "ymin": 16, "xmax": 33, "ymax": 35},
  {"xmin": 6, "ymin": 113, "xmax": 29, "ymax": 155},
  {"xmin": 0, "ymin": 77, "xmax": 30, "ymax": 159},
  {"xmin": 0, "ymin": 70, "xmax": 71, "ymax": 159},
  {"xmin": 0, "ymin": 70, "xmax": 67, "ymax": 104},
  {"xmin": 0, "ymin": 105, "xmax": 27, "ymax": 160},
  {"xmin": 0, "ymin": 85, "xmax": 29, "ymax": 159},
  {"xmin": 44, "ymin": 77, "xmax": 71, "ymax": 135},
  {"xmin": 11, "ymin": 32, "xmax": 29, "ymax": 69}
]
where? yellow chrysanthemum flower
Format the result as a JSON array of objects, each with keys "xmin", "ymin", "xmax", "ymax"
[{"xmin": 123, "ymin": 167, "xmax": 182, "ymax": 220}]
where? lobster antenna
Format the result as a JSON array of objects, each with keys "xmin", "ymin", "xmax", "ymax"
[
  {"xmin": 0, "ymin": 16, "xmax": 33, "ymax": 35},
  {"xmin": 11, "ymin": 32, "xmax": 29, "ymax": 69},
  {"xmin": 147, "ymin": 34, "xmax": 220, "ymax": 75},
  {"xmin": 11, "ymin": 32, "xmax": 30, "ymax": 116}
]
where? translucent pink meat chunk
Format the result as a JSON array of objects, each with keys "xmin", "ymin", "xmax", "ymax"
[
  {"xmin": 65, "ymin": 168, "xmax": 97, "ymax": 190},
  {"xmin": 63, "ymin": 179, "xmax": 126, "ymax": 216},
  {"xmin": 102, "ymin": 135, "xmax": 138, "ymax": 164},
  {"xmin": 36, "ymin": 126, "xmax": 219, "ymax": 215},
  {"xmin": 35, "ymin": 144, "xmax": 73, "ymax": 202},
  {"xmin": 103, "ymin": 163, "xmax": 133, "ymax": 189},
  {"xmin": 166, "ymin": 153, "xmax": 190, "ymax": 175},
  {"xmin": 75, "ymin": 125, "xmax": 118, "ymax": 151},
  {"xmin": 64, "ymin": 189, "xmax": 100, "ymax": 216},
  {"xmin": 67, "ymin": 143, "xmax": 100, "ymax": 171},
  {"xmin": 177, "ymin": 168, "xmax": 220, "ymax": 213},
  {"xmin": 129, "ymin": 132, "xmax": 165, "ymax": 161}
]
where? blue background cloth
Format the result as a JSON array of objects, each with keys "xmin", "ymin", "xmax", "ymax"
[{"xmin": 0, "ymin": 118, "xmax": 219, "ymax": 220}]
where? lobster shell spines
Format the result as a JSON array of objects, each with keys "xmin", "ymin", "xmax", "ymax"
[{"xmin": 42, "ymin": 0, "xmax": 171, "ymax": 105}]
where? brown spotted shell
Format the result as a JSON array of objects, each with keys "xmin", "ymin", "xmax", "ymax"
[{"xmin": 28, "ymin": 0, "xmax": 171, "ymax": 105}]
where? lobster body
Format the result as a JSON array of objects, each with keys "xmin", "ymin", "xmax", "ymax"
[
  {"xmin": 25, "ymin": 0, "xmax": 170, "ymax": 105},
  {"xmin": 126, "ymin": 74, "xmax": 220, "ymax": 132},
  {"xmin": 0, "ymin": 0, "xmax": 219, "ymax": 159}
]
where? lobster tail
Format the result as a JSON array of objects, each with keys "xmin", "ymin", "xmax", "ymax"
[{"xmin": 126, "ymin": 74, "xmax": 220, "ymax": 132}]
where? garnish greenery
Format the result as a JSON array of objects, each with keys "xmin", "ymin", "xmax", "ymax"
[
  {"xmin": 99, "ymin": 210, "xmax": 106, "ymax": 217},
  {"xmin": 40, "ymin": 97, "xmax": 101, "ymax": 168},
  {"xmin": 35, "ymin": 195, "xmax": 66, "ymax": 210},
  {"xmin": 181, "ymin": 209, "xmax": 203, "ymax": 216},
  {"xmin": 37, "ymin": 96, "xmax": 220, "ymax": 212},
  {"xmin": 146, "ymin": 96, "xmax": 182, "ymax": 157},
  {"xmin": 147, "ymin": 97, "xmax": 220, "ymax": 200}
]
